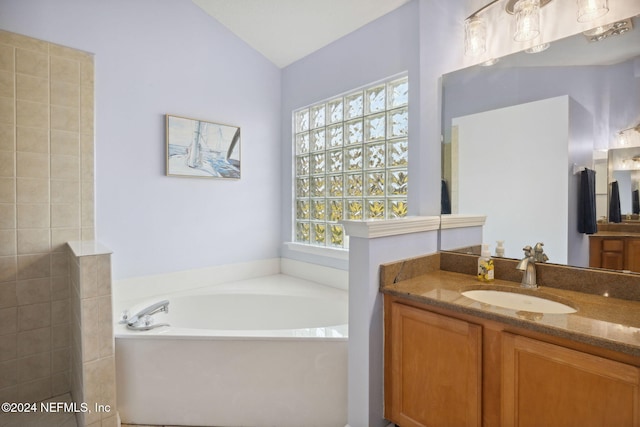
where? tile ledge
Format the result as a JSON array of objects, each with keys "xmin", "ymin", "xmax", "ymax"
[
  {"xmin": 341, "ymin": 216, "xmax": 440, "ymax": 238},
  {"xmin": 67, "ymin": 240, "xmax": 113, "ymax": 257}
]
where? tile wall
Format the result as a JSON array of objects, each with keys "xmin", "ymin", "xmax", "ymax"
[
  {"xmin": 0, "ymin": 30, "xmax": 95, "ymax": 404},
  {"xmin": 68, "ymin": 242, "xmax": 116, "ymax": 427}
]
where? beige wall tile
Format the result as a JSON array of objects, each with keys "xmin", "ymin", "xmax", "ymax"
[
  {"xmin": 18, "ymin": 352, "xmax": 50, "ymax": 383},
  {"xmin": 96, "ymin": 255, "xmax": 110, "ymax": 297},
  {"xmin": 51, "ymin": 81, "xmax": 79, "ymax": 108},
  {"xmin": 51, "ymin": 370, "xmax": 69, "ymax": 396},
  {"xmin": 0, "ymin": 333, "xmax": 17, "ymax": 362},
  {"xmin": 50, "ymin": 57, "xmax": 79, "ymax": 84},
  {"xmin": 80, "ymin": 256, "xmax": 97, "ymax": 298},
  {"xmin": 0, "ymin": 281, "xmax": 16, "ymax": 308},
  {"xmin": 0, "ymin": 124, "xmax": 15, "ymax": 152},
  {"xmin": 51, "ymin": 204, "xmax": 79, "ymax": 228},
  {"xmin": 0, "ymin": 230, "xmax": 16, "ymax": 256},
  {"xmin": 50, "ymin": 130, "xmax": 78, "ymax": 156},
  {"xmin": 51, "ymin": 105, "xmax": 79, "ymax": 132},
  {"xmin": 17, "ymin": 204, "xmax": 49, "ymax": 229},
  {"xmin": 51, "ymin": 180, "xmax": 79, "ymax": 204},
  {"xmin": 0, "ymin": 359, "xmax": 18, "ymax": 389},
  {"xmin": 51, "ymin": 348, "xmax": 69, "ymax": 373},
  {"xmin": 0, "ymin": 70, "xmax": 14, "ymax": 98},
  {"xmin": 17, "ymin": 254, "xmax": 50, "ymax": 280},
  {"xmin": 15, "ymin": 48, "xmax": 48, "ymax": 78},
  {"xmin": 2, "ymin": 32, "xmax": 48, "ymax": 54},
  {"xmin": 16, "ymin": 74, "xmax": 48, "ymax": 103},
  {"xmin": 51, "ymin": 155, "xmax": 80, "ymax": 181},
  {"xmin": 16, "ymin": 127, "xmax": 48, "ymax": 153},
  {"xmin": 80, "ymin": 106, "xmax": 93, "ymax": 135},
  {"xmin": 0, "ymin": 178, "xmax": 15, "ymax": 203},
  {"xmin": 0, "ymin": 151, "xmax": 14, "ymax": 177},
  {"xmin": 50, "ymin": 252, "xmax": 68, "ymax": 277},
  {"xmin": 16, "ymin": 277, "xmax": 50, "ymax": 306},
  {"xmin": 51, "ymin": 229, "xmax": 79, "ymax": 253},
  {"xmin": 0, "ymin": 96, "xmax": 15, "ymax": 126},
  {"xmin": 0, "ymin": 307, "xmax": 16, "ymax": 335},
  {"xmin": 98, "ymin": 295, "xmax": 113, "ymax": 358},
  {"xmin": 51, "ymin": 299, "xmax": 68, "ymax": 326},
  {"xmin": 80, "ymin": 227, "xmax": 94, "ymax": 241},
  {"xmin": 16, "ymin": 178, "xmax": 48, "ymax": 203},
  {"xmin": 17, "ymin": 229, "xmax": 50, "ymax": 255},
  {"xmin": 18, "ymin": 376, "xmax": 50, "ymax": 402},
  {"xmin": 16, "ymin": 151, "xmax": 49, "ymax": 179},
  {"xmin": 81, "ymin": 152, "xmax": 93, "ymax": 181},
  {"xmin": 16, "ymin": 100, "xmax": 48, "ymax": 128},
  {"xmin": 80, "ymin": 133, "xmax": 93, "ymax": 156},
  {"xmin": 0, "ymin": 256, "xmax": 16, "ymax": 283},
  {"xmin": 80, "ymin": 58, "xmax": 94, "ymax": 86},
  {"xmin": 0, "ymin": 204, "xmax": 15, "ymax": 229},
  {"xmin": 51, "ymin": 323, "xmax": 69, "ymax": 350},
  {"xmin": 49, "ymin": 43, "xmax": 90, "ymax": 61},
  {"xmin": 0, "ymin": 386, "xmax": 17, "ymax": 403},
  {"xmin": 51, "ymin": 276, "xmax": 69, "ymax": 301},
  {"xmin": 0, "ymin": 44, "xmax": 14, "ymax": 72},
  {"xmin": 18, "ymin": 302, "xmax": 50, "ymax": 331},
  {"xmin": 17, "ymin": 327, "xmax": 50, "ymax": 356}
]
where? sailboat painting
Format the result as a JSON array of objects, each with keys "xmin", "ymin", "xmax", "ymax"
[{"xmin": 166, "ymin": 114, "xmax": 241, "ymax": 179}]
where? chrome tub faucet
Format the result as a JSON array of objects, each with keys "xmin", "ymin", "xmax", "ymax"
[
  {"xmin": 120, "ymin": 299, "xmax": 170, "ymax": 331},
  {"xmin": 516, "ymin": 242, "xmax": 548, "ymax": 289}
]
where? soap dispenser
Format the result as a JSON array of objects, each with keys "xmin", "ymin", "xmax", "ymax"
[
  {"xmin": 477, "ymin": 244, "xmax": 494, "ymax": 282},
  {"xmin": 495, "ymin": 240, "xmax": 505, "ymax": 257}
]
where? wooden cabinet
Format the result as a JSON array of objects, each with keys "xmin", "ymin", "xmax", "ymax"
[
  {"xmin": 385, "ymin": 301, "xmax": 482, "ymax": 427},
  {"xmin": 502, "ymin": 333, "xmax": 640, "ymax": 427},
  {"xmin": 590, "ymin": 236, "xmax": 640, "ymax": 272},
  {"xmin": 384, "ymin": 295, "xmax": 640, "ymax": 427}
]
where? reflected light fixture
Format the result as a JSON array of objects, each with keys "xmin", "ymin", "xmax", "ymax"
[
  {"xmin": 577, "ymin": 0, "xmax": 609, "ymax": 23},
  {"xmin": 465, "ymin": 15, "xmax": 488, "ymax": 56},
  {"xmin": 617, "ymin": 124, "xmax": 640, "ymax": 147},
  {"xmin": 513, "ymin": 0, "xmax": 541, "ymax": 42},
  {"xmin": 525, "ymin": 42, "xmax": 550, "ymax": 53}
]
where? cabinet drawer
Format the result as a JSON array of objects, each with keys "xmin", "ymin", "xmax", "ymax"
[{"xmin": 602, "ymin": 239, "xmax": 624, "ymax": 252}]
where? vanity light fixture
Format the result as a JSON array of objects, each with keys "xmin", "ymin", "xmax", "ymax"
[
  {"xmin": 577, "ymin": 0, "xmax": 609, "ymax": 23},
  {"xmin": 512, "ymin": 0, "xmax": 541, "ymax": 41},
  {"xmin": 583, "ymin": 18, "xmax": 632, "ymax": 42},
  {"xmin": 617, "ymin": 123, "xmax": 640, "ymax": 147},
  {"xmin": 465, "ymin": 15, "xmax": 488, "ymax": 56},
  {"xmin": 525, "ymin": 42, "xmax": 550, "ymax": 53}
]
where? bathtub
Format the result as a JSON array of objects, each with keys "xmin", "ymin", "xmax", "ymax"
[{"xmin": 114, "ymin": 273, "xmax": 348, "ymax": 427}]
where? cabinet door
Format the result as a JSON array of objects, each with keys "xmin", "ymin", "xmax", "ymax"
[
  {"xmin": 626, "ymin": 239, "xmax": 640, "ymax": 273},
  {"xmin": 388, "ymin": 302, "xmax": 482, "ymax": 427},
  {"xmin": 502, "ymin": 333, "xmax": 640, "ymax": 427}
]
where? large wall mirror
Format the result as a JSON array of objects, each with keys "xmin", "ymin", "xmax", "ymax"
[{"xmin": 441, "ymin": 14, "xmax": 640, "ymax": 270}]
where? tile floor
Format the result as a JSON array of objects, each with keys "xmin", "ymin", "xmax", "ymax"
[{"xmin": 0, "ymin": 393, "xmax": 77, "ymax": 427}]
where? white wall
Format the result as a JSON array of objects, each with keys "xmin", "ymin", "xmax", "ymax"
[
  {"xmin": 454, "ymin": 96, "xmax": 570, "ymax": 263},
  {"xmin": 0, "ymin": 0, "xmax": 282, "ymax": 280}
]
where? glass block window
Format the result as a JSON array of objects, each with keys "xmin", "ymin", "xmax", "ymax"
[{"xmin": 293, "ymin": 75, "xmax": 409, "ymax": 248}]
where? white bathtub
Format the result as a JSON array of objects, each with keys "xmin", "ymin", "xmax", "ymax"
[{"xmin": 114, "ymin": 273, "xmax": 348, "ymax": 427}]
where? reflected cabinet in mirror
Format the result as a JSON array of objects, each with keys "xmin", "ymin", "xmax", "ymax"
[{"xmin": 441, "ymin": 15, "xmax": 640, "ymax": 272}]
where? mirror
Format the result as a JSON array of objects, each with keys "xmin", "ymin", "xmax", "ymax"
[{"xmin": 441, "ymin": 15, "xmax": 640, "ymax": 270}]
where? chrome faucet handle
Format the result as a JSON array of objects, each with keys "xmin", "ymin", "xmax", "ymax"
[{"xmin": 533, "ymin": 242, "xmax": 548, "ymax": 263}]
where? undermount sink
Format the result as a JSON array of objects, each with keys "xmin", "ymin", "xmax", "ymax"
[{"xmin": 461, "ymin": 289, "xmax": 577, "ymax": 314}]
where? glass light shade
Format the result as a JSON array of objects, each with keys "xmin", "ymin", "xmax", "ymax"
[
  {"xmin": 525, "ymin": 43, "xmax": 550, "ymax": 53},
  {"xmin": 618, "ymin": 132, "xmax": 628, "ymax": 146},
  {"xmin": 465, "ymin": 16, "xmax": 487, "ymax": 56},
  {"xmin": 577, "ymin": 0, "xmax": 609, "ymax": 23},
  {"xmin": 513, "ymin": 0, "xmax": 541, "ymax": 42}
]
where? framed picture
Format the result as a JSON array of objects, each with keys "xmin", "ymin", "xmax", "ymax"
[{"xmin": 166, "ymin": 114, "xmax": 241, "ymax": 179}]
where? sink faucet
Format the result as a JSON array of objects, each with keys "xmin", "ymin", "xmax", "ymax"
[
  {"xmin": 516, "ymin": 243, "xmax": 548, "ymax": 289},
  {"xmin": 121, "ymin": 300, "xmax": 170, "ymax": 331}
]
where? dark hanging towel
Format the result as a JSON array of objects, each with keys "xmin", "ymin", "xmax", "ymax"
[
  {"xmin": 633, "ymin": 190, "xmax": 639, "ymax": 215},
  {"xmin": 441, "ymin": 179, "xmax": 451, "ymax": 214},
  {"xmin": 578, "ymin": 168, "xmax": 597, "ymax": 234},
  {"xmin": 609, "ymin": 181, "xmax": 622, "ymax": 223}
]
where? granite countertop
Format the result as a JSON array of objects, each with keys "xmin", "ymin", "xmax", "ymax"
[
  {"xmin": 590, "ymin": 231, "xmax": 640, "ymax": 237},
  {"xmin": 382, "ymin": 269, "xmax": 640, "ymax": 357}
]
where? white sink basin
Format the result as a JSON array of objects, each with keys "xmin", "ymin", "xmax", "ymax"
[{"xmin": 461, "ymin": 289, "xmax": 576, "ymax": 314}]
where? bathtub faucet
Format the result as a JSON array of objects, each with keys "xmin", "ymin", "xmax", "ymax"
[{"xmin": 121, "ymin": 300, "xmax": 170, "ymax": 331}]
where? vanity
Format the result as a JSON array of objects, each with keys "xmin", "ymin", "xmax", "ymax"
[
  {"xmin": 590, "ymin": 223, "xmax": 640, "ymax": 273},
  {"xmin": 381, "ymin": 252, "xmax": 640, "ymax": 427}
]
